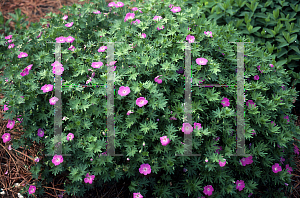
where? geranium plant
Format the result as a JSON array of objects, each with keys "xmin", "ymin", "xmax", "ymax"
[{"xmin": 0, "ymin": 0, "xmax": 299, "ymax": 197}]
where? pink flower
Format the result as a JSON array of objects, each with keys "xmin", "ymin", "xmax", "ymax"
[
  {"xmin": 221, "ymin": 97, "xmax": 230, "ymax": 107},
  {"xmin": 34, "ymin": 157, "xmax": 40, "ymax": 162},
  {"xmin": 108, "ymin": 2, "xmax": 116, "ymax": 7},
  {"xmin": 236, "ymin": 180, "xmax": 245, "ymax": 191},
  {"xmin": 294, "ymin": 145, "xmax": 299, "ymax": 155},
  {"xmin": 49, "ymin": 96, "xmax": 59, "ymax": 105},
  {"xmin": 186, "ymin": 35, "xmax": 195, "ymax": 43},
  {"xmin": 118, "ymin": 86, "xmax": 131, "ymax": 96},
  {"xmin": 55, "ymin": 36, "xmax": 66, "ymax": 43},
  {"xmin": 8, "ymin": 43, "xmax": 15, "ymax": 49},
  {"xmin": 131, "ymin": 19, "xmax": 141, "ymax": 25},
  {"xmin": 136, "ymin": 97, "xmax": 148, "ymax": 107},
  {"xmin": 2, "ymin": 133, "xmax": 11, "ymax": 143},
  {"xmin": 204, "ymin": 31, "xmax": 213, "ymax": 37},
  {"xmin": 169, "ymin": 4, "xmax": 174, "ymax": 8},
  {"xmin": 65, "ymin": 36, "xmax": 75, "ymax": 43},
  {"xmin": 154, "ymin": 75, "xmax": 164, "ymax": 84},
  {"xmin": 246, "ymin": 100, "xmax": 256, "ymax": 108},
  {"xmin": 203, "ymin": 185, "xmax": 214, "ymax": 196},
  {"xmin": 240, "ymin": 156, "xmax": 253, "ymax": 166},
  {"xmin": 84, "ymin": 173, "xmax": 95, "ymax": 184},
  {"xmin": 141, "ymin": 33, "xmax": 146, "ymax": 38},
  {"xmin": 68, "ymin": 45, "xmax": 76, "ymax": 51},
  {"xmin": 272, "ymin": 163, "xmax": 282, "ymax": 173},
  {"xmin": 218, "ymin": 158, "xmax": 226, "ymax": 167},
  {"xmin": 8, "ymin": 145, "xmax": 12, "ymax": 150},
  {"xmin": 5, "ymin": 35, "xmax": 12, "ymax": 39},
  {"xmin": 41, "ymin": 84, "xmax": 53, "ymax": 93},
  {"xmin": 254, "ymin": 75, "xmax": 259, "ymax": 80},
  {"xmin": 3, "ymin": 103, "xmax": 11, "ymax": 111},
  {"xmin": 98, "ymin": 46, "xmax": 107, "ymax": 52},
  {"xmin": 171, "ymin": 6, "xmax": 181, "ymax": 13},
  {"xmin": 115, "ymin": 2, "xmax": 124, "ymax": 8},
  {"xmin": 7, "ymin": 119, "xmax": 15, "ymax": 130},
  {"xmin": 18, "ymin": 52, "xmax": 28, "ymax": 58},
  {"xmin": 271, "ymin": 121, "xmax": 276, "ymax": 126},
  {"xmin": 65, "ymin": 22, "xmax": 73, "ymax": 27},
  {"xmin": 62, "ymin": 15, "xmax": 68, "ymax": 20},
  {"xmin": 157, "ymin": 25, "xmax": 164, "ymax": 30},
  {"xmin": 93, "ymin": 10, "xmax": 101, "ymax": 14},
  {"xmin": 160, "ymin": 136, "xmax": 170, "ymax": 146},
  {"xmin": 124, "ymin": 13, "xmax": 135, "ymax": 22},
  {"xmin": 67, "ymin": 133, "xmax": 74, "ymax": 141},
  {"xmin": 28, "ymin": 185, "xmax": 36, "ymax": 194},
  {"xmin": 194, "ymin": 123, "xmax": 202, "ymax": 130},
  {"xmin": 139, "ymin": 163, "xmax": 151, "ymax": 175},
  {"xmin": 196, "ymin": 58, "xmax": 208, "ymax": 65},
  {"xmin": 153, "ymin": 16, "xmax": 162, "ymax": 21},
  {"xmin": 127, "ymin": 110, "xmax": 134, "ymax": 115},
  {"xmin": 52, "ymin": 65, "xmax": 64, "ymax": 75},
  {"xmin": 51, "ymin": 61, "xmax": 63, "ymax": 68},
  {"xmin": 269, "ymin": 64, "xmax": 274, "ymax": 67},
  {"xmin": 133, "ymin": 192, "xmax": 143, "ymax": 198},
  {"xmin": 182, "ymin": 123, "xmax": 193, "ymax": 134},
  {"xmin": 91, "ymin": 61, "xmax": 103, "ymax": 68},
  {"xmin": 52, "ymin": 154, "xmax": 63, "ymax": 166},
  {"xmin": 37, "ymin": 128, "xmax": 44, "ymax": 137},
  {"xmin": 284, "ymin": 115, "xmax": 290, "ymax": 123},
  {"xmin": 286, "ymin": 164, "xmax": 293, "ymax": 174}
]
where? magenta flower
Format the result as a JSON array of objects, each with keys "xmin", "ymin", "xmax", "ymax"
[
  {"xmin": 240, "ymin": 156, "xmax": 253, "ymax": 166},
  {"xmin": 65, "ymin": 36, "xmax": 75, "ymax": 43},
  {"xmin": 93, "ymin": 10, "xmax": 101, "ymax": 14},
  {"xmin": 153, "ymin": 16, "xmax": 162, "ymax": 21},
  {"xmin": 68, "ymin": 45, "xmax": 76, "ymax": 51},
  {"xmin": 84, "ymin": 173, "xmax": 95, "ymax": 184},
  {"xmin": 169, "ymin": 4, "xmax": 174, "ymax": 8},
  {"xmin": 141, "ymin": 33, "xmax": 146, "ymax": 38},
  {"xmin": 51, "ymin": 61, "xmax": 63, "ymax": 68},
  {"xmin": 203, "ymin": 185, "xmax": 214, "ymax": 196},
  {"xmin": 294, "ymin": 145, "xmax": 299, "ymax": 155},
  {"xmin": 236, "ymin": 180, "xmax": 245, "ymax": 191},
  {"xmin": 49, "ymin": 96, "xmax": 59, "ymax": 105},
  {"xmin": 52, "ymin": 154, "xmax": 63, "ymax": 166},
  {"xmin": 55, "ymin": 36, "xmax": 66, "ymax": 43},
  {"xmin": 127, "ymin": 110, "xmax": 134, "ymax": 115},
  {"xmin": 118, "ymin": 86, "xmax": 130, "ymax": 96},
  {"xmin": 218, "ymin": 158, "xmax": 226, "ymax": 167},
  {"xmin": 8, "ymin": 43, "xmax": 15, "ymax": 49},
  {"xmin": 186, "ymin": 35, "xmax": 195, "ymax": 43},
  {"xmin": 65, "ymin": 22, "xmax": 73, "ymax": 27},
  {"xmin": 133, "ymin": 192, "xmax": 143, "ymax": 198},
  {"xmin": 136, "ymin": 97, "xmax": 148, "ymax": 107},
  {"xmin": 254, "ymin": 75, "xmax": 259, "ymax": 80},
  {"xmin": 7, "ymin": 119, "xmax": 15, "ymax": 130},
  {"xmin": 115, "ymin": 2, "xmax": 124, "ymax": 8},
  {"xmin": 91, "ymin": 61, "xmax": 103, "ymax": 68},
  {"xmin": 221, "ymin": 97, "xmax": 230, "ymax": 107},
  {"xmin": 157, "ymin": 25, "xmax": 164, "ymax": 30},
  {"xmin": 246, "ymin": 100, "xmax": 256, "ymax": 108},
  {"xmin": 52, "ymin": 65, "xmax": 64, "ymax": 75},
  {"xmin": 2, "ymin": 133, "xmax": 11, "ymax": 143},
  {"xmin": 34, "ymin": 157, "xmax": 40, "ymax": 162},
  {"xmin": 131, "ymin": 7, "xmax": 138, "ymax": 11},
  {"xmin": 37, "ymin": 128, "xmax": 44, "ymax": 137},
  {"xmin": 160, "ymin": 136, "xmax": 170, "ymax": 146},
  {"xmin": 286, "ymin": 164, "xmax": 293, "ymax": 174},
  {"xmin": 271, "ymin": 121, "xmax": 276, "ymax": 126},
  {"xmin": 139, "ymin": 163, "xmax": 151, "ymax": 175},
  {"xmin": 67, "ymin": 133, "xmax": 74, "ymax": 141},
  {"xmin": 62, "ymin": 15, "xmax": 68, "ymax": 20},
  {"xmin": 28, "ymin": 185, "xmax": 36, "ymax": 194},
  {"xmin": 41, "ymin": 84, "xmax": 53, "ymax": 93},
  {"xmin": 284, "ymin": 115, "xmax": 290, "ymax": 123},
  {"xmin": 196, "ymin": 58, "xmax": 208, "ymax": 65},
  {"xmin": 5, "ymin": 35, "xmax": 12, "ymax": 39},
  {"xmin": 280, "ymin": 157, "xmax": 285, "ymax": 164},
  {"xmin": 171, "ymin": 6, "xmax": 181, "ymax": 13},
  {"xmin": 182, "ymin": 123, "xmax": 193, "ymax": 134},
  {"xmin": 204, "ymin": 31, "xmax": 213, "ymax": 37},
  {"xmin": 98, "ymin": 46, "xmax": 107, "ymax": 52},
  {"xmin": 272, "ymin": 163, "xmax": 282, "ymax": 173},
  {"xmin": 108, "ymin": 2, "xmax": 116, "ymax": 7},
  {"xmin": 131, "ymin": 19, "xmax": 141, "ymax": 25},
  {"xmin": 154, "ymin": 75, "xmax": 164, "ymax": 84},
  {"xmin": 194, "ymin": 122, "xmax": 202, "ymax": 130},
  {"xmin": 3, "ymin": 103, "xmax": 11, "ymax": 111},
  {"xmin": 18, "ymin": 52, "xmax": 28, "ymax": 58},
  {"xmin": 269, "ymin": 64, "xmax": 274, "ymax": 67},
  {"xmin": 124, "ymin": 13, "xmax": 135, "ymax": 22}
]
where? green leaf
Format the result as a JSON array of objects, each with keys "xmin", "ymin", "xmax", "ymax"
[
  {"xmin": 249, "ymin": 26, "xmax": 261, "ymax": 34},
  {"xmin": 276, "ymin": 59, "xmax": 287, "ymax": 67},
  {"xmin": 277, "ymin": 41, "xmax": 289, "ymax": 48},
  {"xmin": 276, "ymin": 48, "xmax": 288, "ymax": 58},
  {"xmin": 289, "ymin": 46, "xmax": 300, "ymax": 54}
]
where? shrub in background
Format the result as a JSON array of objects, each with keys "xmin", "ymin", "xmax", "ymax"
[{"xmin": 0, "ymin": 0, "xmax": 300, "ymax": 197}]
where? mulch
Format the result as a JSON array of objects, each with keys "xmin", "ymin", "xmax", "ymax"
[{"xmin": 1, "ymin": 0, "xmax": 300, "ymax": 197}]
